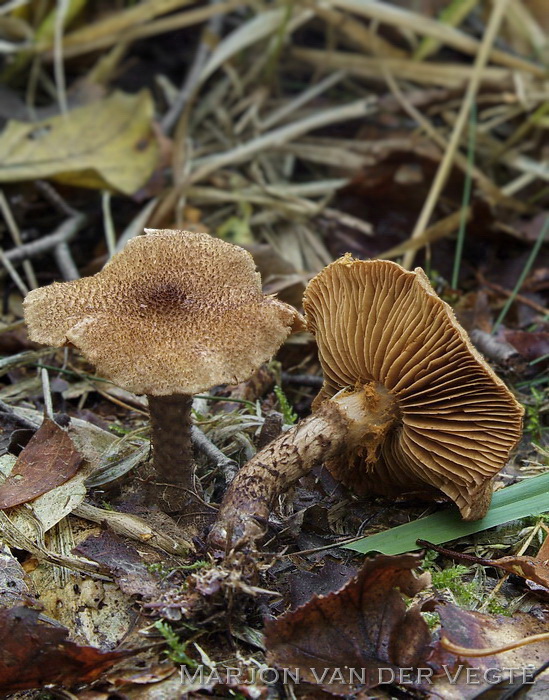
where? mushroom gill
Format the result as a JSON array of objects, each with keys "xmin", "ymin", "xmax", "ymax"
[{"xmin": 304, "ymin": 256, "xmax": 524, "ymax": 520}]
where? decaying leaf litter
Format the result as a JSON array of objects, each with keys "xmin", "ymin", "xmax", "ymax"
[{"xmin": 0, "ymin": 0, "xmax": 548, "ymax": 697}]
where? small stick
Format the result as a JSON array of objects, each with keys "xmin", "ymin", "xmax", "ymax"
[
  {"xmin": 3, "ymin": 214, "xmax": 85, "ymax": 264},
  {"xmin": 477, "ymin": 272, "xmax": 549, "ymax": 316},
  {"xmin": 40, "ymin": 368, "xmax": 54, "ymax": 420},
  {"xmin": 34, "ymin": 180, "xmax": 79, "ymax": 217},
  {"xmin": 0, "ymin": 249, "xmax": 28, "ymax": 296},
  {"xmin": 0, "ymin": 399, "xmax": 39, "ymax": 431},
  {"xmin": 102, "ymin": 191, "xmax": 117, "ymax": 258},
  {"xmin": 53, "ymin": 241, "xmax": 80, "ymax": 280},
  {"xmin": 191, "ymin": 425, "xmax": 238, "ymax": 484},
  {"xmin": 403, "ymin": 0, "xmax": 511, "ymax": 268},
  {"xmin": 441, "ymin": 633, "xmax": 549, "ymax": 657},
  {"xmin": 282, "ymin": 372, "xmax": 324, "ymax": 389},
  {"xmin": 161, "ymin": 0, "xmax": 225, "ymax": 134},
  {"xmin": 53, "ymin": 0, "xmax": 69, "ymax": 115},
  {"xmin": 0, "ymin": 189, "xmax": 38, "ymax": 289}
]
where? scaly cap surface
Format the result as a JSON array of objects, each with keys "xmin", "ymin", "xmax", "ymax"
[{"xmin": 24, "ymin": 229, "xmax": 303, "ymax": 396}]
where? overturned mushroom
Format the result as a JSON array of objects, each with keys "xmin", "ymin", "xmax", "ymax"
[
  {"xmin": 209, "ymin": 257, "xmax": 524, "ymax": 548},
  {"xmin": 24, "ymin": 229, "xmax": 302, "ymax": 514}
]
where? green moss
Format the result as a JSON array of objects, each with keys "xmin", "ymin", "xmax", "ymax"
[
  {"xmin": 423, "ymin": 555, "xmax": 511, "ymax": 615},
  {"xmin": 485, "ymin": 598, "xmax": 510, "ymax": 616},
  {"xmin": 274, "ymin": 384, "xmax": 298, "ymax": 424},
  {"xmin": 430, "ymin": 564, "xmax": 479, "ymax": 606},
  {"xmin": 154, "ymin": 620, "xmax": 198, "ymax": 668}
]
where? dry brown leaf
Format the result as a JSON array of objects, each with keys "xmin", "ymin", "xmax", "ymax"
[
  {"xmin": 0, "ymin": 606, "xmax": 129, "ymax": 692},
  {"xmin": 0, "ymin": 90, "xmax": 159, "ymax": 195},
  {"xmin": 537, "ymin": 532, "xmax": 549, "ymax": 562},
  {"xmin": 503, "ymin": 330, "xmax": 549, "ymax": 365},
  {"xmin": 0, "ymin": 416, "xmax": 83, "ymax": 509},
  {"xmin": 0, "ymin": 544, "xmax": 33, "ymax": 608},
  {"xmin": 490, "ymin": 554, "xmax": 549, "ymax": 590},
  {"xmin": 74, "ymin": 531, "xmax": 162, "ymax": 600},
  {"xmin": 429, "ymin": 602, "xmax": 549, "ymax": 698},
  {"xmin": 265, "ymin": 553, "xmax": 432, "ymax": 694}
]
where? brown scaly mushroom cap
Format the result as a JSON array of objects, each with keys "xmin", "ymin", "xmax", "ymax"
[
  {"xmin": 24, "ymin": 229, "xmax": 302, "ymax": 395},
  {"xmin": 303, "ymin": 256, "xmax": 524, "ymax": 519}
]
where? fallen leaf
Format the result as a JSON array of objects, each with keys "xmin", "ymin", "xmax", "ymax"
[
  {"xmin": 490, "ymin": 554, "xmax": 549, "ymax": 590},
  {"xmin": 538, "ymin": 532, "xmax": 549, "ymax": 561},
  {"xmin": 428, "ymin": 602, "xmax": 549, "ymax": 698},
  {"xmin": 0, "ymin": 407, "xmax": 128, "ymax": 539},
  {"xmin": 74, "ymin": 531, "xmax": 162, "ymax": 600},
  {"xmin": 0, "ymin": 416, "xmax": 82, "ymax": 509},
  {"xmin": 503, "ymin": 330, "xmax": 549, "ymax": 366},
  {"xmin": 265, "ymin": 553, "xmax": 432, "ymax": 694},
  {"xmin": 0, "ymin": 544, "xmax": 34, "ymax": 608},
  {"xmin": 0, "ymin": 90, "xmax": 159, "ymax": 195},
  {"xmin": 0, "ymin": 606, "xmax": 128, "ymax": 692},
  {"xmin": 288, "ymin": 558, "xmax": 357, "ymax": 609}
]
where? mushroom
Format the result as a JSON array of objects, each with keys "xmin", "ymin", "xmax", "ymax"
[
  {"xmin": 209, "ymin": 256, "xmax": 524, "ymax": 548},
  {"xmin": 23, "ymin": 229, "xmax": 302, "ymax": 514}
]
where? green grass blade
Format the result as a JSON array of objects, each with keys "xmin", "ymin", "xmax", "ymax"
[
  {"xmin": 492, "ymin": 216, "xmax": 549, "ymax": 334},
  {"xmin": 451, "ymin": 101, "xmax": 476, "ymax": 290},
  {"xmin": 343, "ymin": 472, "xmax": 549, "ymax": 555}
]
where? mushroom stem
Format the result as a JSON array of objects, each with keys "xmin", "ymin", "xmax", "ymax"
[
  {"xmin": 208, "ymin": 384, "xmax": 396, "ymax": 549},
  {"xmin": 146, "ymin": 394, "xmax": 199, "ymax": 512}
]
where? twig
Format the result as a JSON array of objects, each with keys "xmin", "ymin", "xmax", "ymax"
[
  {"xmin": 441, "ymin": 633, "xmax": 549, "ymax": 657},
  {"xmin": 53, "ymin": 0, "xmax": 69, "ymax": 115},
  {"xmin": 34, "ymin": 180, "xmax": 79, "ymax": 217},
  {"xmin": 477, "ymin": 273, "xmax": 549, "ymax": 317},
  {"xmin": 154, "ymin": 97, "xmax": 377, "ymax": 223},
  {"xmin": 3, "ymin": 214, "xmax": 85, "ymax": 265},
  {"xmin": 53, "ymin": 241, "xmax": 80, "ymax": 280},
  {"xmin": 53, "ymin": 0, "xmax": 241, "ymax": 59},
  {"xmin": 40, "ymin": 368, "xmax": 54, "ymax": 420},
  {"xmin": 0, "ymin": 399, "xmax": 39, "ymax": 431},
  {"xmin": 0, "ymin": 249, "xmax": 28, "ymax": 296},
  {"xmin": 3, "ymin": 215, "xmax": 85, "ymax": 263},
  {"xmin": 0, "ymin": 510, "xmax": 107, "ymax": 578},
  {"xmin": 282, "ymin": 372, "xmax": 324, "ymax": 389},
  {"xmin": 259, "ymin": 69, "xmax": 346, "ymax": 131},
  {"xmin": 189, "ymin": 97, "xmax": 378, "ymax": 183},
  {"xmin": 379, "ymin": 66, "xmax": 518, "ymax": 210},
  {"xmin": 191, "ymin": 425, "xmax": 238, "ymax": 484},
  {"xmin": 102, "ymin": 191, "xmax": 116, "ymax": 259},
  {"xmin": 73, "ymin": 502, "xmax": 193, "ymax": 555},
  {"xmin": 0, "ymin": 189, "xmax": 38, "ymax": 290},
  {"xmin": 161, "ymin": 0, "xmax": 225, "ymax": 134},
  {"xmin": 403, "ymin": 0, "xmax": 511, "ymax": 268},
  {"xmin": 329, "ymin": 0, "xmax": 544, "ymax": 76}
]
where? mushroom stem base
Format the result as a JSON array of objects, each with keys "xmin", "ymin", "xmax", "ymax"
[
  {"xmin": 146, "ymin": 393, "xmax": 201, "ymax": 514},
  {"xmin": 208, "ymin": 384, "xmax": 395, "ymax": 549}
]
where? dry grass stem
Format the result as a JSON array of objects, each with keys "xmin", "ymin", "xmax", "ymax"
[{"xmin": 403, "ymin": 0, "xmax": 512, "ymax": 269}]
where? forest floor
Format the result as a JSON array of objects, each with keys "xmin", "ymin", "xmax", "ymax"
[{"xmin": 0, "ymin": 1, "xmax": 548, "ymax": 699}]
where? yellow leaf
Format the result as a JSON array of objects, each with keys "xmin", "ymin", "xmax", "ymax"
[{"xmin": 0, "ymin": 90, "xmax": 159, "ymax": 195}]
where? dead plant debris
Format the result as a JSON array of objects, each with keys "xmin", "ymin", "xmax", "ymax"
[{"xmin": 0, "ymin": 0, "xmax": 548, "ymax": 698}]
